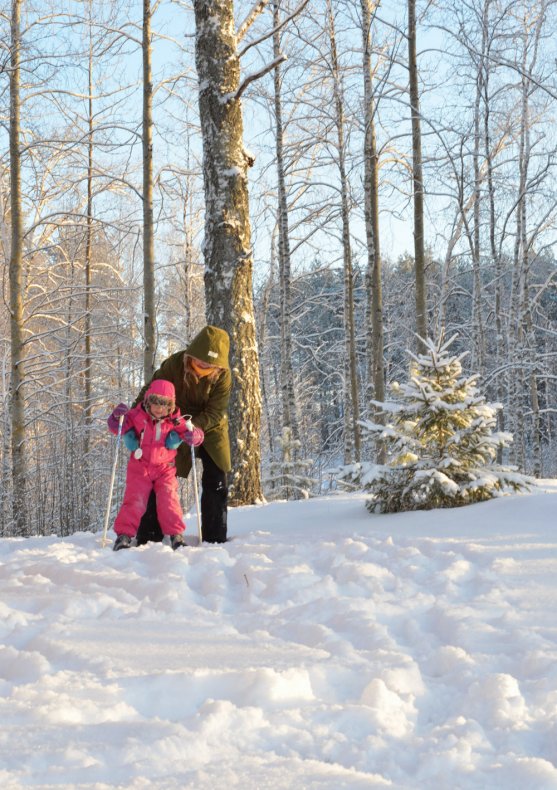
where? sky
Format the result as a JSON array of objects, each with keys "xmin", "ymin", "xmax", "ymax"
[{"xmin": 1, "ymin": 483, "xmax": 557, "ymax": 788}]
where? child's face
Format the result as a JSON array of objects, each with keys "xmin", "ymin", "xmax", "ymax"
[
  {"xmin": 147, "ymin": 396, "xmax": 173, "ymax": 419},
  {"xmin": 150, "ymin": 402, "xmax": 171, "ymax": 419}
]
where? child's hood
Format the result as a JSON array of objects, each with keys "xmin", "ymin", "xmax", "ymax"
[{"xmin": 145, "ymin": 379, "xmax": 176, "ymax": 401}]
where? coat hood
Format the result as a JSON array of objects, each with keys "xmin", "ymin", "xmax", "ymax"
[
  {"xmin": 145, "ymin": 379, "xmax": 176, "ymax": 401},
  {"xmin": 185, "ymin": 325, "xmax": 230, "ymax": 370}
]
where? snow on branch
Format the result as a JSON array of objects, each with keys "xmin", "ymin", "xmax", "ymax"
[{"xmin": 237, "ymin": 0, "xmax": 271, "ymax": 42}]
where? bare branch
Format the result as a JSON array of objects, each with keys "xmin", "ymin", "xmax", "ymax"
[
  {"xmin": 238, "ymin": 0, "xmax": 310, "ymax": 59},
  {"xmin": 232, "ymin": 54, "xmax": 287, "ymax": 102}
]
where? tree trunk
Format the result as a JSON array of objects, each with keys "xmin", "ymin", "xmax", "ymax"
[
  {"xmin": 508, "ymin": 40, "xmax": 530, "ymax": 471},
  {"xmin": 259, "ymin": 234, "xmax": 276, "ymax": 462},
  {"xmin": 360, "ymin": 0, "xmax": 384, "ymax": 460},
  {"xmin": 83, "ymin": 4, "xmax": 94, "ymax": 528},
  {"xmin": 472, "ymin": 54, "xmax": 486, "ymax": 376},
  {"xmin": 273, "ymin": 2, "xmax": 300, "ymax": 453},
  {"xmin": 327, "ymin": 0, "xmax": 360, "ymax": 464},
  {"xmin": 8, "ymin": 0, "xmax": 27, "ymax": 535},
  {"xmin": 193, "ymin": 0, "xmax": 263, "ymax": 504},
  {"xmin": 143, "ymin": 0, "xmax": 156, "ymax": 379},
  {"xmin": 481, "ymin": 0, "xmax": 506, "ymax": 459},
  {"xmin": 408, "ymin": 0, "xmax": 427, "ymax": 347}
]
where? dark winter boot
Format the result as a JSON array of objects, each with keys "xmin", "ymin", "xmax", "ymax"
[
  {"xmin": 170, "ymin": 533, "xmax": 186, "ymax": 551},
  {"xmin": 113, "ymin": 534, "xmax": 132, "ymax": 551}
]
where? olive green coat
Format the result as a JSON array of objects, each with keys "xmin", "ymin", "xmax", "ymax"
[{"xmin": 134, "ymin": 327, "xmax": 232, "ymax": 475}]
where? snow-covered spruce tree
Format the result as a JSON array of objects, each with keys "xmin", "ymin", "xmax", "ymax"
[
  {"xmin": 264, "ymin": 427, "xmax": 315, "ymax": 501},
  {"xmin": 338, "ymin": 335, "xmax": 532, "ymax": 513}
]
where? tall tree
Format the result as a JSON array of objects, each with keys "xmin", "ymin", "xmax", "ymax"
[
  {"xmin": 326, "ymin": 0, "xmax": 361, "ymax": 463},
  {"xmin": 408, "ymin": 0, "xmax": 427, "ymax": 346},
  {"xmin": 8, "ymin": 0, "xmax": 27, "ymax": 535},
  {"xmin": 273, "ymin": 1, "xmax": 300, "ymax": 452},
  {"xmin": 360, "ymin": 0, "xmax": 385, "ymax": 451},
  {"xmin": 193, "ymin": 0, "xmax": 265, "ymax": 504},
  {"xmin": 83, "ymin": 0, "xmax": 95, "ymax": 527},
  {"xmin": 143, "ymin": 0, "xmax": 156, "ymax": 379}
]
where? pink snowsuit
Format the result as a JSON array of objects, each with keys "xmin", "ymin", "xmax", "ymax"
[{"xmin": 110, "ymin": 381, "xmax": 188, "ymax": 539}]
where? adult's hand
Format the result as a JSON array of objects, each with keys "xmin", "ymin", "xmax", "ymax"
[{"xmin": 183, "ymin": 426, "xmax": 204, "ymax": 447}]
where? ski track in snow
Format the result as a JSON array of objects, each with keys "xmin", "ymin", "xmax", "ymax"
[{"xmin": 0, "ymin": 488, "xmax": 557, "ymax": 789}]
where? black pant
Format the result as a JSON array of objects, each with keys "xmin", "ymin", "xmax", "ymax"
[{"xmin": 136, "ymin": 446, "xmax": 228, "ymax": 545}]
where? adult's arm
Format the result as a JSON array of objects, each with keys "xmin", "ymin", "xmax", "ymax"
[
  {"xmin": 192, "ymin": 371, "xmax": 232, "ymax": 433},
  {"xmin": 132, "ymin": 351, "xmax": 232, "ymax": 433}
]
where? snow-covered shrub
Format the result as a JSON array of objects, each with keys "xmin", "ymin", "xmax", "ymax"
[{"xmin": 338, "ymin": 335, "xmax": 532, "ymax": 513}]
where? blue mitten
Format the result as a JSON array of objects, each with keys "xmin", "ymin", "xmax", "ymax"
[
  {"xmin": 123, "ymin": 430, "xmax": 139, "ymax": 452},
  {"xmin": 165, "ymin": 430, "xmax": 182, "ymax": 450}
]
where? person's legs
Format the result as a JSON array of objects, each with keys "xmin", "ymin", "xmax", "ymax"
[
  {"xmin": 136, "ymin": 490, "xmax": 164, "ymax": 545},
  {"xmin": 135, "ymin": 447, "xmax": 228, "ymax": 544},
  {"xmin": 114, "ymin": 461, "xmax": 152, "ymax": 538},
  {"xmin": 153, "ymin": 466, "xmax": 186, "ymax": 537},
  {"xmin": 198, "ymin": 446, "xmax": 228, "ymax": 543}
]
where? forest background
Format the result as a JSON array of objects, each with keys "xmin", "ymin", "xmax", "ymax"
[{"xmin": 1, "ymin": 0, "xmax": 556, "ymax": 537}]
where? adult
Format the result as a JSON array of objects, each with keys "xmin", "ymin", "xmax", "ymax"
[{"xmin": 134, "ymin": 325, "xmax": 232, "ymax": 544}]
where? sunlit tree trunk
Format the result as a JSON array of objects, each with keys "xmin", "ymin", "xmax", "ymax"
[{"xmin": 193, "ymin": 0, "xmax": 263, "ymax": 504}]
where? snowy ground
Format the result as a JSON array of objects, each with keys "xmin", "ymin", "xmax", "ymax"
[{"xmin": 1, "ymin": 485, "xmax": 557, "ymax": 789}]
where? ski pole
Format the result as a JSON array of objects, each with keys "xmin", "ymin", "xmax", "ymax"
[
  {"xmin": 185, "ymin": 416, "xmax": 203, "ymax": 545},
  {"xmin": 101, "ymin": 413, "xmax": 125, "ymax": 548}
]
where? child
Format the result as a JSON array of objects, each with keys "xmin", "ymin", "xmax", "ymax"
[{"xmin": 107, "ymin": 379, "xmax": 204, "ymax": 551}]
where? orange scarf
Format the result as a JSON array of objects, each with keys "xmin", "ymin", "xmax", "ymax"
[{"xmin": 190, "ymin": 359, "xmax": 215, "ymax": 378}]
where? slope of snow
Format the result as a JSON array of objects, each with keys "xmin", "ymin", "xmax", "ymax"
[{"xmin": 1, "ymin": 484, "xmax": 557, "ymax": 789}]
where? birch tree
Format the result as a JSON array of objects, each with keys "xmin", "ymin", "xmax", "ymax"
[
  {"xmin": 326, "ymin": 0, "xmax": 361, "ymax": 463},
  {"xmin": 408, "ymin": 0, "xmax": 427, "ymax": 346},
  {"xmin": 83, "ymin": 0, "xmax": 95, "ymax": 527},
  {"xmin": 272, "ymin": 1, "xmax": 300, "ymax": 451},
  {"xmin": 143, "ymin": 0, "xmax": 156, "ymax": 379},
  {"xmin": 506, "ymin": 0, "xmax": 550, "ymax": 474},
  {"xmin": 360, "ymin": 0, "xmax": 385, "ymax": 453}
]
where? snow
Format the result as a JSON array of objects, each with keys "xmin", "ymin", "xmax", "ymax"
[{"xmin": 1, "ymin": 484, "xmax": 557, "ymax": 789}]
